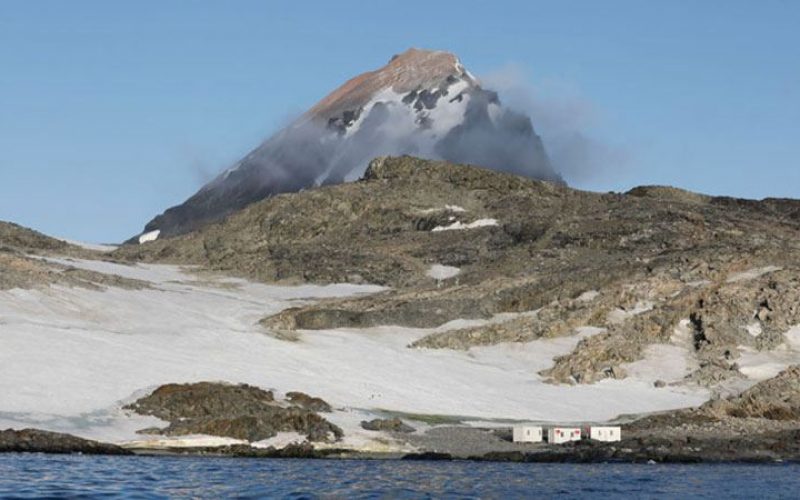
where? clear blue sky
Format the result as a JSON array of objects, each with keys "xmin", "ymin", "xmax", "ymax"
[{"xmin": 1, "ymin": 1, "xmax": 798, "ymax": 243}]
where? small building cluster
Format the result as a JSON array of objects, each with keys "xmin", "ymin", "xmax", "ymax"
[{"xmin": 512, "ymin": 425, "xmax": 621, "ymax": 444}]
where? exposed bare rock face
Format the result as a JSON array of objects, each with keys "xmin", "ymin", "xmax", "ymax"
[
  {"xmin": 541, "ymin": 269, "xmax": 800, "ymax": 385},
  {"xmin": 626, "ymin": 366, "xmax": 800, "ymax": 443},
  {"xmin": 124, "ymin": 382, "xmax": 342, "ymax": 443},
  {"xmin": 0, "ymin": 221, "xmax": 71, "ymax": 254},
  {"xmin": 708, "ymin": 365, "xmax": 800, "ymax": 420},
  {"xmin": 139, "ymin": 48, "xmax": 557, "ymax": 239}
]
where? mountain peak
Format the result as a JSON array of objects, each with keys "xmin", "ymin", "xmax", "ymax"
[
  {"xmin": 308, "ymin": 48, "xmax": 476, "ymax": 123},
  {"xmin": 137, "ymin": 49, "xmax": 560, "ymax": 240}
]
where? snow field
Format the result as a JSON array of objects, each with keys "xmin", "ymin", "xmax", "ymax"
[{"xmin": 0, "ymin": 258, "xmax": 719, "ymax": 449}]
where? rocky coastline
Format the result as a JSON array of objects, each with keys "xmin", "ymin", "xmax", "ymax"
[
  {"xmin": 0, "ymin": 429, "xmax": 131, "ymax": 455},
  {"xmin": 4, "ymin": 426, "xmax": 799, "ymax": 464},
  {"xmin": 6, "ymin": 366, "xmax": 800, "ymax": 463}
]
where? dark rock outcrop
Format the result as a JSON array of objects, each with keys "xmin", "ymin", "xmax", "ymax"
[
  {"xmin": 361, "ymin": 418, "xmax": 416, "ymax": 433},
  {"xmin": 225, "ymin": 442, "xmax": 349, "ymax": 459},
  {"xmin": 285, "ymin": 392, "xmax": 333, "ymax": 413},
  {"xmin": 0, "ymin": 428, "xmax": 131, "ymax": 455},
  {"xmin": 124, "ymin": 382, "xmax": 342, "ymax": 443},
  {"xmin": 401, "ymin": 451, "xmax": 453, "ymax": 461}
]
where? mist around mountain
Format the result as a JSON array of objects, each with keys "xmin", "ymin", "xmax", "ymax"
[{"xmin": 139, "ymin": 49, "xmax": 560, "ymax": 239}]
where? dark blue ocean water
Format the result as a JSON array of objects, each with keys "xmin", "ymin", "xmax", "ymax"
[{"xmin": 0, "ymin": 454, "xmax": 798, "ymax": 499}]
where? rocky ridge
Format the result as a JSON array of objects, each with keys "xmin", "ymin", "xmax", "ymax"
[
  {"xmin": 0, "ymin": 221, "xmax": 145, "ymax": 290},
  {"xmin": 118, "ymin": 156, "xmax": 800, "ymax": 390}
]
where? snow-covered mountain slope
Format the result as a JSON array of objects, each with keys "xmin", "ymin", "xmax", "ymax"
[
  {"xmin": 0, "ymin": 255, "xmax": 709, "ymax": 449},
  {"xmin": 140, "ymin": 48, "xmax": 558, "ymax": 239}
]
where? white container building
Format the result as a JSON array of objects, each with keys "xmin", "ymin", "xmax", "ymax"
[
  {"xmin": 547, "ymin": 427, "xmax": 581, "ymax": 444},
  {"xmin": 512, "ymin": 425, "xmax": 543, "ymax": 443},
  {"xmin": 589, "ymin": 426, "xmax": 621, "ymax": 442}
]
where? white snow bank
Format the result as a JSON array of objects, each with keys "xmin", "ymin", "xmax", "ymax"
[
  {"xmin": 737, "ymin": 345, "xmax": 797, "ymax": 381},
  {"xmin": 576, "ymin": 290, "xmax": 600, "ymax": 302},
  {"xmin": 41, "ymin": 256, "xmax": 191, "ymax": 283},
  {"xmin": 426, "ymin": 264, "xmax": 460, "ymax": 281},
  {"xmin": 56, "ymin": 238, "xmax": 118, "ymax": 252},
  {"xmin": 123, "ymin": 435, "xmax": 248, "ymax": 450},
  {"xmin": 785, "ymin": 325, "xmax": 800, "ymax": 349},
  {"xmin": 745, "ymin": 322, "xmax": 763, "ymax": 337},
  {"xmin": 138, "ymin": 230, "xmax": 160, "ymax": 244},
  {"xmin": 431, "ymin": 218, "xmax": 498, "ymax": 232},
  {"xmin": 671, "ymin": 319, "xmax": 694, "ymax": 345},
  {"xmin": 419, "ymin": 205, "xmax": 466, "ymax": 214},
  {"xmin": 0, "ymin": 260, "xmax": 709, "ymax": 448},
  {"xmin": 622, "ymin": 344, "xmax": 696, "ymax": 384},
  {"xmin": 735, "ymin": 324, "xmax": 800, "ymax": 380}
]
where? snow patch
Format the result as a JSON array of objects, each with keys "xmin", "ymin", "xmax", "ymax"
[
  {"xmin": 576, "ymin": 290, "xmax": 600, "ymax": 302},
  {"xmin": 123, "ymin": 435, "xmax": 248, "ymax": 450},
  {"xmin": 671, "ymin": 319, "xmax": 694, "ymax": 345},
  {"xmin": 431, "ymin": 218, "xmax": 498, "ymax": 232},
  {"xmin": 606, "ymin": 301, "xmax": 654, "ymax": 324},
  {"xmin": 251, "ymin": 432, "xmax": 307, "ymax": 449},
  {"xmin": 138, "ymin": 230, "xmax": 161, "ymax": 244},
  {"xmin": 426, "ymin": 264, "xmax": 460, "ymax": 281},
  {"xmin": 446, "ymin": 205, "xmax": 466, "ymax": 212},
  {"xmin": 623, "ymin": 344, "xmax": 696, "ymax": 384},
  {"xmin": 324, "ymin": 408, "xmax": 417, "ymax": 453},
  {"xmin": 745, "ymin": 322, "xmax": 763, "ymax": 337},
  {"xmin": 726, "ymin": 266, "xmax": 782, "ymax": 283},
  {"xmin": 424, "ymin": 80, "xmax": 471, "ymax": 135},
  {"xmin": 56, "ymin": 238, "xmax": 118, "ymax": 252},
  {"xmin": 737, "ymin": 346, "xmax": 797, "ymax": 381},
  {"xmin": 0, "ymin": 260, "xmax": 708, "ymax": 447},
  {"xmin": 418, "ymin": 205, "xmax": 466, "ymax": 215},
  {"xmin": 736, "ymin": 325, "xmax": 800, "ymax": 382},
  {"xmin": 785, "ymin": 325, "xmax": 800, "ymax": 349}
]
